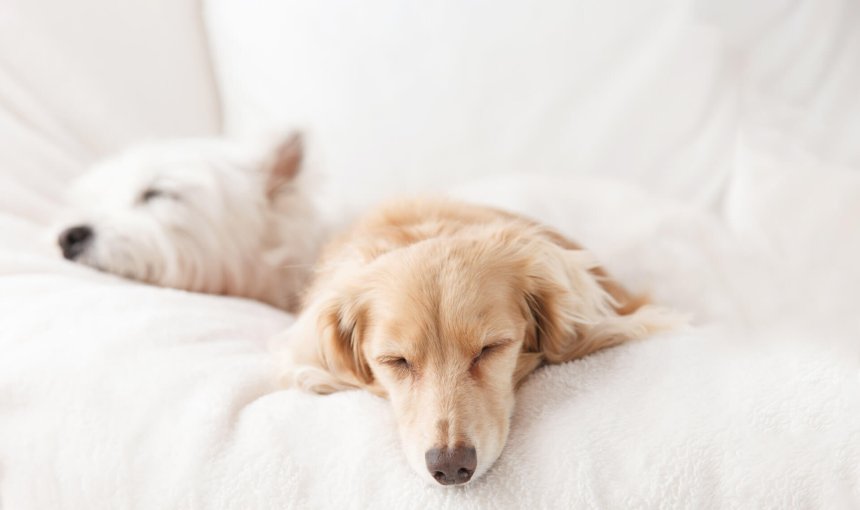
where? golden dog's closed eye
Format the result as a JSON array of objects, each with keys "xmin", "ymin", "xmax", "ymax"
[
  {"xmin": 470, "ymin": 340, "xmax": 513, "ymax": 369},
  {"xmin": 281, "ymin": 198, "xmax": 684, "ymax": 486},
  {"xmin": 378, "ymin": 355, "xmax": 414, "ymax": 376}
]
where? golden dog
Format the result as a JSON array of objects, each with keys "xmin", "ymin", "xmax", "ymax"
[{"xmin": 279, "ymin": 198, "xmax": 680, "ymax": 485}]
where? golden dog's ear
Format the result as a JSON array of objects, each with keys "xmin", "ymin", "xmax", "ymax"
[
  {"xmin": 520, "ymin": 242, "xmax": 681, "ymax": 374},
  {"xmin": 312, "ymin": 289, "xmax": 380, "ymax": 393}
]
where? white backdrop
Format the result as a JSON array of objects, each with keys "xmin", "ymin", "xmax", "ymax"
[
  {"xmin": 1, "ymin": 0, "xmax": 859, "ymax": 508},
  {"xmin": 0, "ymin": 0, "xmax": 219, "ymax": 223},
  {"xmin": 206, "ymin": 0, "xmax": 860, "ymax": 216}
]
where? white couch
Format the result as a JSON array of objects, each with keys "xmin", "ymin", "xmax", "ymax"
[{"xmin": 1, "ymin": 1, "xmax": 859, "ymax": 508}]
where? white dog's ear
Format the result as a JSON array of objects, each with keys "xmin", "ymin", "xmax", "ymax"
[
  {"xmin": 265, "ymin": 132, "xmax": 303, "ymax": 199},
  {"xmin": 519, "ymin": 241, "xmax": 682, "ymax": 376}
]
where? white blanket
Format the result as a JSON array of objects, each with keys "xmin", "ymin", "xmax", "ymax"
[{"xmin": 1, "ymin": 169, "xmax": 859, "ymax": 509}]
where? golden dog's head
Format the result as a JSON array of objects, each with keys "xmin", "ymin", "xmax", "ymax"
[{"xmin": 306, "ymin": 227, "xmax": 675, "ymax": 485}]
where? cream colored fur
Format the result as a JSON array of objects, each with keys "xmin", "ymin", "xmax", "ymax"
[
  {"xmin": 277, "ymin": 198, "xmax": 683, "ymax": 484},
  {"xmin": 57, "ymin": 134, "xmax": 324, "ymax": 311}
]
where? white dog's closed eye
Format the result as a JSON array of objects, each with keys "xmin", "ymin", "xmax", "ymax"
[
  {"xmin": 138, "ymin": 186, "xmax": 180, "ymax": 203},
  {"xmin": 56, "ymin": 133, "xmax": 325, "ymax": 311}
]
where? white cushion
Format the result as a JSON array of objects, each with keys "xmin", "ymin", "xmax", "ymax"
[
  {"xmin": 0, "ymin": 0, "xmax": 221, "ymax": 225},
  {"xmin": 205, "ymin": 0, "xmax": 740, "ymax": 214}
]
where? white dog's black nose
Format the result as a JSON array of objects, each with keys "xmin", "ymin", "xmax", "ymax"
[
  {"xmin": 425, "ymin": 446, "xmax": 477, "ymax": 486},
  {"xmin": 58, "ymin": 225, "xmax": 93, "ymax": 260}
]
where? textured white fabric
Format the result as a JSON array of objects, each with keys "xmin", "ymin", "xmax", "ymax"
[
  {"xmin": 2, "ymin": 171, "xmax": 859, "ymax": 508},
  {"xmin": 2, "ymin": 0, "xmax": 860, "ymax": 508}
]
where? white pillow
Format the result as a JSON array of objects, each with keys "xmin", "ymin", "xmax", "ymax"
[
  {"xmin": 0, "ymin": 0, "xmax": 220, "ymax": 213},
  {"xmin": 3, "ymin": 0, "xmax": 220, "ymax": 148},
  {"xmin": 204, "ymin": 0, "xmax": 737, "ymax": 215},
  {"xmin": 724, "ymin": 132, "xmax": 860, "ymax": 332}
]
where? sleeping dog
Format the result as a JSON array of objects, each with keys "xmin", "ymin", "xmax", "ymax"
[
  {"xmin": 55, "ymin": 134, "xmax": 323, "ymax": 311},
  {"xmin": 278, "ymin": 198, "xmax": 682, "ymax": 485}
]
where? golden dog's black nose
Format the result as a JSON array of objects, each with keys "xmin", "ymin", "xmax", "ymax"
[{"xmin": 425, "ymin": 446, "xmax": 477, "ymax": 485}]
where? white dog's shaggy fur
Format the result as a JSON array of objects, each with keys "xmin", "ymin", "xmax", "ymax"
[{"xmin": 56, "ymin": 134, "xmax": 324, "ymax": 311}]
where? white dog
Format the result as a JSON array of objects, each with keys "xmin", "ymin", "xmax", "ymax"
[{"xmin": 56, "ymin": 134, "xmax": 324, "ymax": 311}]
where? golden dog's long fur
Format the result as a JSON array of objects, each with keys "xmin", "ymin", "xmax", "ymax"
[{"xmin": 278, "ymin": 198, "xmax": 681, "ymax": 485}]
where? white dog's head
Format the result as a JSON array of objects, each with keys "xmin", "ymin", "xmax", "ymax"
[{"xmin": 56, "ymin": 134, "xmax": 322, "ymax": 310}]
